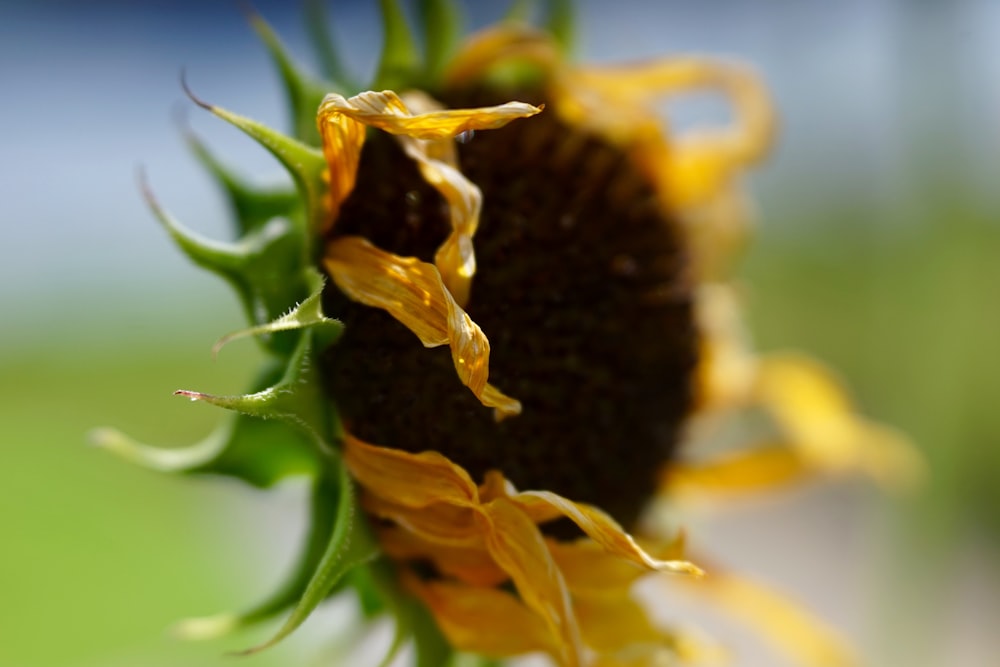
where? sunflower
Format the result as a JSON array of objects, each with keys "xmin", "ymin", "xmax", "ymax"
[{"xmin": 95, "ymin": 2, "xmax": 923, "ymax": 666}]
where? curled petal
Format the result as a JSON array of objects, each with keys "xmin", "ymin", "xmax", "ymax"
[
  {"xmin": 404, "ymin": 574, "xmax": 561, "ymax": 658},
  {"xmin": 319, "ymin": 89, "xmax": 542, "ymax": 142},
  {"xmin": 325, "ymin": 236, "xmax": 521, "ymax": 417},
  {"xmin": 444, "ymin": 24, "xmax": 561, "ymax": 87},
  {"xmin": 513, "ymin": 490, "xmax": 704, "ymax": 578}
]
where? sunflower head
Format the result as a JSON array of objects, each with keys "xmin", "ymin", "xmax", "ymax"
[{"xmin": 94, "ymin": 3, "xmax": 921, "ymax": 666}]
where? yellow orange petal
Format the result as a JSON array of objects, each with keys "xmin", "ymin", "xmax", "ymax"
[
  {"xmin": 755, "ymin": 354, "xmax": 925, "ymax": 490},
  {"xmin": 478, "ymin": 497, "xmax": 583, "ymax": 667},
  {"xmin": 513, "ymin": 491, "xmax": 704, "ymax": 578},
  {"xmin": 378, "ymin": 526, "xmax": 507, "ymax": 587},
  {"xmin": 325, "ymin": 237, "xmax": 521, "ymax": 417},
  {"xmin": 444, "ymin": 24, "xmax": 560, "ymax": 87},
  {"xmin": 342, "ymin": 433, "xmax": 479, "ymax": 506},
  {"xmin": 319, "ymin": 89, "xmax": 542, "ymax": 142},
  {"xmin": 666, "ymin": 445, "xmax": 811, "ymax": 496},
  {"xmin": 404, "ymin": 574, "xmax": 561, "ymax": 658},
  {"xmin": 547, "ymin": 538, "xmax": 685, "ymax": 599}
]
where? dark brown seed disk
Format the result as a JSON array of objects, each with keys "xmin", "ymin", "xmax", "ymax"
[{"xmin": 320, "ymin": 88, "xmax": 698, "ymax": 530}]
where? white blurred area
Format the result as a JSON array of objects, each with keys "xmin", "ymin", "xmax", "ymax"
[{"xmin": 2, "ymin": 1, "xmax": 997, "ymax": 666}]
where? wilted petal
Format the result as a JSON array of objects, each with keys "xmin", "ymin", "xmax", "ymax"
[
  {"xmin": 404, "ymin": 574, "xmax": 561, "ymax": 658},
  {"xmin": 325, "ymin": 236, "xmax": 521, "ymax": 417},
  {"xmin": 514, "ymin": 490, "xmax": 704, "ymax": 578}
]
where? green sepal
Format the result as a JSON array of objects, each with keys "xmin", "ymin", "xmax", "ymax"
[
  {"xmin": 142, "ymin": 183, "xmax": 309, "ymax": 345},
  {"xmin": 374, "ymin": 0, "xmax": 423, "ymax": 90},
  {"xmin": 182, "ymin": 121, "xmax": 300, "ymax": 237},
  {"xmin": 544, "ymin": 0, "xmax": 575, "ymax": 55},
  {"xmin": 504, "ymin": 0, "xmax": 533, "ymax": 23},
  {"xmin": 175, "ymin": 328, "xmax": 337, "ymax": 450},
  {"xmin": 212, "ymin": 270, "xmax": 341, "ymax": 358},
  {"xmin": 91, "ymin": 410, "xmax": 317, "ymax": 491},
  {"xmin": 172, "ymin": 470, "xmax": 344, "ymax": 639},
  {"xmin": 182, "ymin": 80, "xmax": 329, "ymax": 253},
  {"xmin": 235, "ymin": 458, "xmax": 378, "ymax": 655},
  {"xmin": 417, "ymin": 0, "xmax": 461, "ymax": 84},
  {"xmin": 250, "ymin": 12, "xmax": 333, "ymax": 147},
  {"xmin": 304, "ymin": 0, "xmax": 361, "ymax": 92}
]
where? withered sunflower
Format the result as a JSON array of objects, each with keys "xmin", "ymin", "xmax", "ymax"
[{"xmin": 96, "ymin": 2, "xmax": 922, "ymax": 666}]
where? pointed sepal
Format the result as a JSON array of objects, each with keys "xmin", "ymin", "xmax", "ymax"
[
  {"xmin": 304, "ymin": 0, "xmax": 361, "ymax": 91},
  {"xmin": 374, "ymin": 0, "xmax": 423, "ymax": 90},
  {"xmin": 91, "ymin": 363, "xmax": 320, "ymax": 488},
  {"xmin": 141, "ymin": 177, "xmax": 310, "ymax": 344},
  {"xmin": 181, "ymin": 120, "xmax": 299, "ymax": 236},
  {"xmin": 175, "ymin": 325, "xmax": 336, "ymax": 449},
  {"xmin": 249, "ymin": 11, "xmax": 333, "ymax": 146},
  {"xmin": 417, "ymin": 0, "xmax": 461, "ymax": 83},
  {"xmin": 182, "ymin": 76, "xmax": 330, "ymax": 247},
  {"xmin": 212, "ymin": 271, "xmax": 342, "ymax": 358}
]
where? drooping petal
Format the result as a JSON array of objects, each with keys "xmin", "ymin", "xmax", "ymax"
[
  {"xmin": 513, "ymin": 490, "xmax": 704, "ymax": 578},
  {"xmin": 378, "ymin": 526, "xmax": 507, "ymax": 587},
  {"xmin": 403, "ymin": 575, "xmax": 562, "ymax": 658},
  {"xmin": 342, "ymin": 432, "xmax": 479, "ymax": 507},
  {"xmin": 666, "ymin": 445, "xmax": 810, "ymax": 497},
  {"xmin": 325, "ymin": 236, "xmax": 521, "ymax": 417},
  {"xmin": 477, "ymin": 497, "xmax": 584, "ymax": 667},
  {"xmin": 754, "ymin": 354, "xmax": 925, "ymax": 490}
]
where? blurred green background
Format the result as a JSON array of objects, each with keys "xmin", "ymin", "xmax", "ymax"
[{"xmin": 2, "ymin": 1, "xmax": 997, "ymax": 666}]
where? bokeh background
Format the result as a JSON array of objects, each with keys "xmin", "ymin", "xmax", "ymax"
[{"xmin": 3, "ymin": 1, "xmax": 998, "ymax": 665}]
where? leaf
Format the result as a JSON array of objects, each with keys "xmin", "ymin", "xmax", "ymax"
[{"xmin": 236, "ymin": 459, "xmax": 379, "ymax": 654}]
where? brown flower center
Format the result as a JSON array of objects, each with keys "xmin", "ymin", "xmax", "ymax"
[{"xmin": 320, "ymin": 88, "xmax": 698, "ymax": 530}]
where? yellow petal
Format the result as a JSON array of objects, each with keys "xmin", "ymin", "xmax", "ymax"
[
  {"xmin": 342, "ymin": 432, "xmax": 479, "ymax": 507},
  {"xmin": 547, "ymin": 539, "xmax": 654, "ymax": 598},
  {"xmin": 677, "ymin": 571, "xmax": 858, "ymax": 667},
  {"xmin": 566, "ymin": 57, "xmax": 774, "ymax": 170},
  {"xmin": 574, "ymin": 594, "xmax": 661, "ymax": 653},
  {"xmin": 514, "ymin": 490, "xmax": 704, "ymax": 578},
  {"xmin": 392, "ymin": 92, "xmax": 483, "ymax": 307},
  {"xmin": 666, "ymin": 445, "xmax": 811, "ymax": 496},
  {"xmin": 444, "ymin": 24, "xmax": 560, "ymax": 87},
  {"xmin": 404, "ymin": 574, "xmax": 561, "ymax": 658},
  {"xmin": 755, "ymin": 354, "xmax": 925, "ymax": 490},
  {"xmin": 316, "ymin": 94, "xmax": 367, "ymax": 230},
  {"xmin": 319, "ymin": 89, "xmax": 542, "ymax": 142},
  {"xmin": 478, "ymin": 497, "xmax": 584, "ymax": 667},
  {"xmin": 325, "ymin": 237, "xmax": 521, "ymax": 417},
  {"xmin": 378, "ymin": 526, "xmax": 508, "ymax": 587}
]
